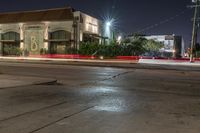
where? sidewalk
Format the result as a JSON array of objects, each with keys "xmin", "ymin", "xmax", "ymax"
[
  {"xmin": 1, "ymin": 56, "xmax": 200, "ymax": 71},
  {"xmin": 0, "ymin": 56, "xmax": 138, "ymax": 68},
  {"xmin": 0, "ymin": 74, "xmax": 57, "ymax": 89},
  {"xmin": 139, "ymin": 59, "xmax": 200, "ymax": 66}
]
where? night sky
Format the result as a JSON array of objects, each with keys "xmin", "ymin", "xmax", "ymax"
[{"xmin": 0, "ymin": 0, "xmax": 195, "ymax": 47}]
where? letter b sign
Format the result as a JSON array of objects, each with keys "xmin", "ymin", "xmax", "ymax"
[{"xmin": 31, "ymin": 36, "xmax": 38, "ymax": 52}]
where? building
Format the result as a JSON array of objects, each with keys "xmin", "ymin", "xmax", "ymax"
[
  {"xmin": 0, "ymin": 7, "xmax": 103, "ymax": 56},
  {"xmin": 144, "ymin": 35, "xmax": 184, "ymax": 58}
]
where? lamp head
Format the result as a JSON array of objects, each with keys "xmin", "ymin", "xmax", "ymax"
[{"xmin": 106, "ymin": 21, "xmax": 111, "ymax": 27}]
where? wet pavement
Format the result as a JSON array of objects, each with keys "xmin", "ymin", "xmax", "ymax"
[
  {"xmin": 0, "ymin": 74, "xmax": 56, "ymax": 89},
  {"xmin": 0, "ymin": 62, "xmax": 200, "ymax": 133}
]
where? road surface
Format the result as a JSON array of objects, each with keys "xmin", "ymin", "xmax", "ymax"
[{"xmin": 0, "ymin": 62, "xmax": 200, "ymax": 133}]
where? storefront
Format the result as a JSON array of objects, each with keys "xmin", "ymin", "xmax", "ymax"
[
  {"xmin": 49, "ymin": 30, "xmax": 71, "ymax": 54},
  {"xmin": 0, "ymin": 7, "xmax": 102, "ymax": 56},
  {"xmin": 1, "ymin": 32, "xmax": 20, "ymax": 56}
]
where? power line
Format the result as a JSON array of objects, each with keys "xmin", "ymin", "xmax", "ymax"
[{"xmin": 136, "ymin": 9, "xmax": 190, "ymax": 33}]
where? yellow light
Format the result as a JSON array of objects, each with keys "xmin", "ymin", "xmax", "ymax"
[{"xmin": 84, "ymin": 15, "xmax": 99, "ymax": 34}]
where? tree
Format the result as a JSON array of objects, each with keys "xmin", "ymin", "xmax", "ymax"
[
  {"xmin": 144, "ymin": 39, "xmax": 164, "ymax": 56},
  {"xmin": 132, "ymin": 33, "xmax": 146, "ymax": 38},
  {"xmin": 122, "ymin": 38, "xmax": 131, "ymax": 44},
  {"xmin": 196, "ymin": 43, "xmax": 200, "ymax": 57},
  {"xmin": 196, "ymin": 43, "xmax": 200, "ymax": 49},
  {"xmin": 128, "ymin": 37, "xmax": 147, "ymax": 56}
]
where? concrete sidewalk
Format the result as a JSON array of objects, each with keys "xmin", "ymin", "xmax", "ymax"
[
  {"xmin": 139, "ymin": 59, "xmax": 200, "ymax": 66},
  {"xmin": 0, "ymin": 56, "xmax": 139, "ymax": 68},
  {"xmin": 1, "ymin": 56, "xmax": 200, "ymax": 72},
  {"xmin": 0, "ymin": 74, "xmax": 57, "ymax": 89}
]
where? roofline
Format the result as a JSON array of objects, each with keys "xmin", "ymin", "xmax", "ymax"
[
  {"xmin": 74, "ymin": 9, "xmax": 101, "ymax": 20},
  {"xmin": 0, "ymin": 7, "xmax": 74, "ymax": 15},
  {"xmin": 144, "ymin": 35, "xmax": 182, "ymax": 37},
  {"xmin": 0, "ymin": 19, "xmax": 74, "ymax": 25}
]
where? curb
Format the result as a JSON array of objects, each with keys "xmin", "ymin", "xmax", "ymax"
[{"xmin": 1, "ymin": 58, "xmax": 200, "ymax": 72}]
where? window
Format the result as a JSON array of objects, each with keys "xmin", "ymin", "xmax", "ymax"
[{"xmin": 2, "ymin": 32, "xmax": 20, "ymax": 41}]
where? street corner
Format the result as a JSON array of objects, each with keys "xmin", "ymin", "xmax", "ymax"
[{"xmin": 0, "ymin": 74, "xmax": 57, "ymax": 89}]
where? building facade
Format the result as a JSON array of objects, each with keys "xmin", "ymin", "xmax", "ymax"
[
  {"xmin": 0, "ymin": 7, "xmax": 102, "ymax": 56},
  {"xmin": 144, "ymin": 35, "xmax": 184, "ymax": 58}
]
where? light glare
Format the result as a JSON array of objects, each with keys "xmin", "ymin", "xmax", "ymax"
[{"xmin": 106, "ymin": 21, "xmax": 111, "ymax": 27}]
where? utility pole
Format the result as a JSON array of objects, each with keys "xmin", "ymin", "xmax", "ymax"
[{"xmin": 190, "ymin": 0, "xmax": 200, "ymax": 62}]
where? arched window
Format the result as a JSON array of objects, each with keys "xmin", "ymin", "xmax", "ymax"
[
  {"xmin": 50, "ymin": 30, "xmax": 71, "ymax": 40},
  {"xmin": 49, "ymin": 30, "xmax": 71, "ymax": 54},
  {"xmin": 1, "ymin": 32, "xmax": 20, "ymax": 56},
  {"xmin": 2, "ymin": 32, "xmax": 20, "ymax": 41}
]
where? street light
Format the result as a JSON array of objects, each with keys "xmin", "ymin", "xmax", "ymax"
[
  {"xmin": 103, "ymin": 17, "xmax": 117, "ymax": 44},
  {"xmin": 106, "ymin": 21, "xmax": 111, "ymax": 27},
  {"xmin": 104, "ymin": 20, "xmax": 113, "ymax": 42}
]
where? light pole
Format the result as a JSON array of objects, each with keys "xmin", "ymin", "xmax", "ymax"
[{"xmin": 105, "ymin": 21, "xmax": 112, "ymax": 43}]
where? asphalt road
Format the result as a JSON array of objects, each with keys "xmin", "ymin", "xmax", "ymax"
[{"xmin": 0, "ymin": 62, "xmax": 200, "ymax": 133}]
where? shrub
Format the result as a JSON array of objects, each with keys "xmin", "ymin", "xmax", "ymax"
[
  {"xmin": 196, "ymin": 51, "xmax": 200, "ymax": 58},
  {"xmin": 3, "ymin": 45, "xmax": 22, "ymax": 56},
  {"xmin": 79, "ymin": 37, "xmax": 151, "ymax": 57},
  {"xmin": 40, "ymin": 48, "xmax": 48, "ymax": 55},
  {"xmin": 79, "ymin": 42, "xmax": 100, "ymax": 55}
]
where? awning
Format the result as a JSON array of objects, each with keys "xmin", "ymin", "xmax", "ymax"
[{"xmin": 84, "ymin": 33, "xmax": 108, "ymax": 39}]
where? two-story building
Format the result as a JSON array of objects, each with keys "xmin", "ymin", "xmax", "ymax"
[
  {"xmin": 144, "ymin": 35, "xmax": 184, "ymax": 58},
  {"xmin": 0, "ymin": 7, "xmax": 103, "ymax": 56}
]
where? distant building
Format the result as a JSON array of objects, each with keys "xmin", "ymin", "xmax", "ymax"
[
  {"xmin": 0, "ymin": 7, "xmax": 103, "ymax": 56},
  {"xmin": 144, "ymin": 35, "xmax": 184, "ymax": 58}
]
